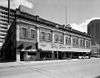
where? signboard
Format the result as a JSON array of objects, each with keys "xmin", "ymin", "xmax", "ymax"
[
  {"xmin": 38, "ymin": 42, "xmax": 91, "ymax": 52},
  {"xmin": 18, "ymin": 5, "xmax": 34, "ymax": 15}
]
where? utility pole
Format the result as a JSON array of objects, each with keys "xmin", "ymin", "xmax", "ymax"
[
  {"xmin": 65, "ymin": 0, "xmax": 68, "ymax": 25},
  {"xmin": 8, "ymin": 0, "xmax": 10, "ymax": 29},
  {"xmin": 8, "ymin": 0, "xmax": 10, "ymax": 24}
]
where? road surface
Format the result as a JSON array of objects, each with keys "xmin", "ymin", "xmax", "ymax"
[{"xmin": 0, "ymin": 58, "xmax": 100, "ymax": 78}]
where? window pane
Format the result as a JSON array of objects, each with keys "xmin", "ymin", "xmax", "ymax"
[
  {"xmin": 22, "ymin": 28, "xmax": 27, "ymax": 38},
  {"xmin": 73, "ymin": 37, "xmax": 79, "ymax": 47},
  {"xmin": 83, "ymin": 39, "xmax": 85, "ymax": 48},
  {"xmin": 80, "ymin": 39, "xmax": 83, "ymax": 47},
  {"xmin": 73, "ymin": 38, "xmax": 76, "ymax": 46},
  {"xmin": 54, "ymin": 34, "xmax": 59, "ymax": 43},
  {"xmin": 76, "ymin": 37, "xmax": 79, "ymax": 46},
  {"xmin": 86, "ymin": 40, "xmax": 90, "ymax": 48},
  {"xmin": 80, "ymin": 39, "xmax": 85, "ymax": 48},
  {"xmin": 40, "ymin": 32, "xmax": 45, "ymax": 41},
  {"xmin": 46, "ymin": 33, "xmax": 52, "ymax": 42},
  {"xmin": 66, "ymin": 37, "xmax": 68, "ymax": 45},
  {"xmin": 59, "ymin": 35, "xmax": 64, "ymax": 44},
  {"xmin": 31, "ymin": 29, "xmax": 36, "ymax": 38},
  {"xmin": 68, "ymin": 37, "xmax": 71, "ymax": 45},
  {"xmin": 66, "ymin": 36, "xmax": 71, "ymax": 45}
]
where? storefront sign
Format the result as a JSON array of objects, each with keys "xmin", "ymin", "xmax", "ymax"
[
  {"xmin": 39, "ymin": 43, "xmax": 70, "ymax": 51},
  {"xmin": 38, "ymin": 42, "xmax": 91, "ymax": 52}
]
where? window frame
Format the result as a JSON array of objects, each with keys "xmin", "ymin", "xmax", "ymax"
[
  {"xmin": 59, "ymin": 34, "xmax": 64, "ymax": 44},
  {"xmin": 86, "ymin": 40, "xmax": 90, "ymax": 48},
  {"xmin": 65, "ymin": 35, "xmax": 71, "ymax": 45},
  {"xmin": 54, "ymin": 34, "xmax": 59, "ymax": 43},
  {"xmin": 21, "ymin": 27, "xmax": 28, "ymax": 38},
  {"xmin": 45, "ymin": 32, "xmax": 52, "ymax": 42},
  {"xmin": 30, "ymin": 28, "xmax": 36, "ymax": 39},
  {"xmin": 40, "ymin": 31, "xmax": 46, "ymax": 41},
  {"xmin": 72, "ymin": 36, "xmax": 79, "ymax": 47}
]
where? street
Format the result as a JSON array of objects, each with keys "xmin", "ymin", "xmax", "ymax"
[{"xmin": 0, "ymin": 58, "xmax": 100, "ymax": 78}]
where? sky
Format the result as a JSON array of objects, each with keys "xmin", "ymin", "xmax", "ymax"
[{"xmin": 0, "ymin": 0, "xmax": 100, "ymax": 32}]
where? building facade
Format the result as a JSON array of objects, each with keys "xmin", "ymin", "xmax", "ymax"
[
  {"xmin": 0, "ymin": 6, "xmax": 15, "ymax": 49},
  {"xmin": 0, "ymin": 5, "xmax": 92, "ymax": 62},
  {"xmin": 88, "ymin": 19, "xmax": 100, "ymax": 56}
]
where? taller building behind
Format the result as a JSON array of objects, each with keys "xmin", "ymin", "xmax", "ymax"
[
  {"xmin": 87, "ymin": 19, "xmax": 100, "ymax": 55},
  {"xmin": 0, "ymin": 6, "xmax": 15, "ymax": 49}
]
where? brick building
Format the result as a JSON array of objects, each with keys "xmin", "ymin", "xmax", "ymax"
[{"xmin": 0, "ymin": 5, "xmax": 92, "ymax": 62}]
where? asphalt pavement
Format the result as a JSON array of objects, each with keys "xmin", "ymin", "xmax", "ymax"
[{"xmin": 0, "ymin": 58, "xmax": 100, "ymax": 78}]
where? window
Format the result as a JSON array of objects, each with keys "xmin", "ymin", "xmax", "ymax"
[
  {"xmin": 22, "ymin": 27, "xmax": 27, "ymax": 38},
  {"xmin": 54, "ymin": 33, "xmax": 64, "ymax": 44},
  {"xmin": 40, "ymin": 32, "xmax": 45, "ymax": 41},
  {"xmin": 59, "ymin": 35, "xmax": 64, "ymax": 44},
  {"xmin": 80, "ymin": 39, "xmax": 85, "ymax": 48},
  {"xmin": 86, "ymin": 40, "xmax": 90, "ymax": 48},
  {"xmin": 80, "ymin": 39, "xmax": 83, "ymax": 47},
  {"xmin": 83, "ymin": 39, "xmax": 85, "ymax": 48},
  {"xmin": 46, "ymin": 33, "xmax": 52, "ymax": 42},
  {"xmin": 66, "ymin": 36, "xmax": 71, "ymax": 45},
  {"xmin": 73, "ymin": 38, "xmax": 76, "ymax": 46},
  {"xmin": 76, "ymin": 37, "xmax": 79, "ymax": 46},
  {"xmin": 40, "ymin": 31, "xmax": 52, "ymax": 42},
  {"xmin": 54, "ymin": 34, "xmax": 59, "ymax": 43},
  {"xmin": 31, "ymin": 29, "xmax": 36, "ymax": 38},
  {"xmin": 72, "ymin": 37, "xmax": 79, "ymax": 47}
]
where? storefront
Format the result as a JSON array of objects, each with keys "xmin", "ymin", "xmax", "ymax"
[
  {"xmin": 40, "ymin": 51, "xmax": 52, "ymax": 60},
  {"xmin": 16, "ymin": 49, "xmax": 39, "ymax": 61}
]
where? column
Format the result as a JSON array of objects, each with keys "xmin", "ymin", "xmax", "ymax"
[
  {"xmin": 36, "ymin": 27, "xmax": 39, "ymax": 44},
  {"xmin": 57, "ymin": 51, "xmax": 59, "ymax": 59},
  {"xmin": 24, "ymin": 52, "xmax": 28, "ymax": 61},
  {"xmin": 70, "ymin": 52, "xmax": 73, "ymax": 59},
  {"xmin": 36, "ymin": 27, "xmax": 40, "ymax": 60},
  {"xmin": 36, "ymin": 52, "xmax": 40, "ymax": 61},
  {"xmin": 16, "ymin": 51, "xmax": 20, "ymax": 62},
  {"xmin": 52, "ymin": 51, "xmax": 55, "ymax": 60}
]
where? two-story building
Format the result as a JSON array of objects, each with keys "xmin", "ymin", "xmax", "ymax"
[{"xmin": 0, "ymin": 5, "xmax": 92, "ymax": 62}]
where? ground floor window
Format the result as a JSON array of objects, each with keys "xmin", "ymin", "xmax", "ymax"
[{"xmin": 40, "ymin": 51, "xmax": 52, "ymax": 60}]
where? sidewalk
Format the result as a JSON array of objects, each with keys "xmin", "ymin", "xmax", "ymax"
[{"xmin": 0, "ymin": 60, "xmax": 69, "ymax": 69}]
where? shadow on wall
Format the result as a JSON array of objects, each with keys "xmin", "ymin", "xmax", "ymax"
[{"xmin": 95, "ymin": 75, "xmax": 100, "ymax": 78}]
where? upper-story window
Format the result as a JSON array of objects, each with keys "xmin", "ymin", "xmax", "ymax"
[
  {"xmin": 80, "ymin": 38, "xmax": 85, "ymax": 48},
  {"xmin": 59, "ymin": 35, "xmax": 64, "ymax": 44},
  {"xmin": 65, "ymin": 36, "xmax": 71, "ymax": 45},
  {"xmin": 22, "ymin": 27, "xmax": 27, "ymax": 38},
  {"xmin": 80, "ymin": 39, "xmax": 82, "ymax": 47},
  {"xmin": 40, "ymin": 31, "xmax": 52, "ymax": 42},
  {"xmin": 83, "ymin": 39, "xmax": 85, "ymax": 47},
  {"xmin": 76, "ymin": 37, "xmax": 79, "ymax": 46},
  {"xmin": 86, "ymin": 40, "xmax": 90, "ymax": 48},
  {"xmin": 40, "ymin": 32, "xmax": 45, "ymax": 41},
  {"xmin": 73, "ymin": 38, "xmax": 76, "ymax": 47},
  {"xmin": 72, "ymin": 37, "xmax": 79, "ymax": 47},
  {"xmin": 54, "ymin": 34, "xmax": 59, "ymax": 43},
  {"xmin": 46, "ymin": 33, "xmax": 52, "ymax": 42},
  {"xmin": 30, "ymin": 29, "xmax": 36, "ymax": 39}
]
